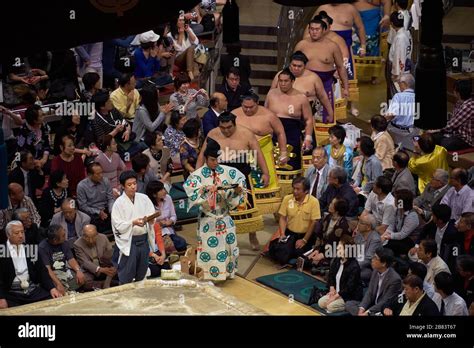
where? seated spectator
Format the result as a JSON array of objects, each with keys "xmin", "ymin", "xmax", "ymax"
[
  {"xmin": 370, "ymin": 115, "xmax": 395, "ymax": 171},
  {"xmin": 320, "ymin": 167, "xmax": 359, "ymax": 218},
  {"xmin": 8, "ymin": 150, "xmax": 45, "ymax": 205},
  {"xmin": 80, "ymin": 71, "xmax": 101, "ymax": 102},
  {"xmin": 2, "ymin": 54, "xmax": 50, "ymax": 106},
  {"xmin": 416, "ymin": 239, "xmax": 451, "ymax": 286},
  {"xmin": 75, "ymin": 42, "xmax": 103, "ymax": 86},
  {"xmin": 146, "ymin": 180, "xmax": 187, "ymax": 252},
  {"xmin": 409, "ymin": 133, "xmax": 449, "ymax": 194},
  {"xmin": 354, "ymin": 213, "xmax": 383, "ymax": 283},
  {"xmin": 133, "ymin": 84, "xmax": 170, "ymax": 141},
  {"xmin": 131, "ymin": 31, "xmax": 174, "ymax": 88},
  {"xmin": 307, "ymin": 197, "xmax": 351, "ymax": 272},
  {"xmin": 202, "ymin": 92, "xmax": 228, "ymax": 137},
  {"xmin": 325, "ymin": 125, "xmax": 353, "ymax": 177},
  {"xmin": 132, "ymin": 154, "xmax": 159, "ymax": 194},
  {"xmin": 51, "ymin": 135, "xmax": 86, "ymax": 198},
  {"xmin": 95, "ymin": 135, "xmax": 126, "ymax": 190},
  {"xmin": 434, "ymin": 272, "xmax": 469, "ymax": 315},
  {"xmin": 456, "ymin": 212, "xmax": 474, "ymax": 254},
  {"xmin": 47, "ymin": 49, "xmax": 80, "ymax": 102},
  {"xmin": 51, "ymin": 198, "xmax": 91, "ymax": 248},
  {"xmin": 76, "ymin": 163, "xmax": 114, "ymax": 234},
  {"xmin": 273, "ymin": 177, "xmax": 321, "ymax": 265},
  {"xmin": 74, "ymin": 224, "xmax": 117, "ymax": 290},
  {"xmin": 17, "ymin": 105, "xmax": 51, "ymax": 173},
  {"xmin": 91, "ymin": 90, "xmax": 144, "ymax": 159},
  {"xmin": 391, "ymin": 150, "xmax": 416, "ymax": 195},
  {"xmin": 12, "ymin": 208, "xmax": 45, "ymax": 246},
  {"xmin": 180, "ymin": 118, "xmax": 202, "ymax": 179},
  {"xmin": 383, "ymin": 275, "xmax": 440, "ymax": 316},
  {"xmin": 352, "ymin": 136, "xmax": 383, "ymax": 194},
  {"xmin": 39, "ymin": 225, "xmax": 85, "ymax": 295},
  {"xmin": 142, "ymin": 131, "xmax": 172, "ymax": 190},
  {"xmin": 381, "ymin": 189, "xmax": 418, "ymax": 256},
  {"xmin": 346, "ymin": 247, "xmax": 403, "ymax": 316},
  {"xmin": 168, "ymin": 15, "xmax": 200, "ymax": 80},
  {"xmin": 110, "ymin": 73, "xmax": 140, "ymax": 122},
  {"xmin": 53, "ymin": 114, "xmax": 90, "ymax": 157},
  {"xmin": 38, "ymin": 170, "xmax": 68, "ymax": 227},
  {"xmin": 305, "ymin": 147, "xmax": 330, "ymax": 201},
  {"xmin": 361, "ymin": 176, "xmax": 396, "ymax": 235},
  {"xmin": 385, "ymin": 74, "xmax": 418, "ymax": 151},
  {"xmin": 1, "ymin": 183, "xmax": 41, "ymax": 232},
  {"xmin": 170, "ymin": 73, "xmax": 209, "ymax": 119},
  {"xmin": 455, "ymin": 255, "xmax": 474, "ymax": 311},
  {"xmin": 432, "ymin": 80, "xmax": 474, "ymax": 151},
  {"xmin": 413, "ymin": 169, "xmax": 450, "ymax": 222},
  {"xmin": 318, "ymin": 236, "xmax": 363, "ymax": 313},
  {"xmin": 220, "ymin": 43, "xmax": 251, "ymax": 86},
  {"xmin": 441, "ymin": 168, "xmax": 474, "ymax": 222},
  {"xmin": 414, "ymin": 204, "xmax": 462, "ymax": 272},
  {"xmin": 216, "ymin": 67, "xmax": 252, "ymax": 111},
  {"xmin": 0, "ymin": 221, "xmax": 61, "ymax": 309},
  {"xmin": 164, "ymin": 111, "xmax": 187, "ymax": 159},
  {"xmin": 0, "ymin": 105, "xmax": 24, "ymax": 164},
  {"xmin": 408, "ymin": 261, "xmax": 440, "ymax": 302},
  {"xmin": 148, "ymin": 222, "xmax": 172, "ymax": 278}
]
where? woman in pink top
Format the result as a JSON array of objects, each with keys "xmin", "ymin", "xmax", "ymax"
[
  {"xmin": 51, "ymin": 134, "xmax": 86, "ymax": 198},
  {"xmin": 95, "ymin": 134, "xmax": 126, "ymax": 189}
]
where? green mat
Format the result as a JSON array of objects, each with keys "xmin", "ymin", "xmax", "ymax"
[
  {"xmin": 256, "ymin": 270, "xmax": 327, "ymax": 305},
  {"xmin": 170, "ymin": 182, "xmax": 199, "ymax": 222},
  {"xmin": 256, "ymin": 270, "xmax": 350, "ymax": 316}
]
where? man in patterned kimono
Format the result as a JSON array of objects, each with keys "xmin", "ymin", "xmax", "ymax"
[{"xmin": 183, "ymin": 138, "xmax": 246, "ymax": 281}]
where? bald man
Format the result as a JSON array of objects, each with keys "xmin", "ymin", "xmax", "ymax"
[
  {"xmin": 0, "ymin": 183, "xmax": 41, "ymax": 232},
  {"xmin": 202, "ymin": 92, "xmax": 229, "ymax": 137},
  {"xmin": 51, "ymin": 198, "xmax": 91, "ymax": 249},
  {"xmin": 74, "ymin": 225, "xmax": 117, "ymax": 290}
]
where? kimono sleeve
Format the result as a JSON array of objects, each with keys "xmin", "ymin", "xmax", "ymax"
[
  {"xmin": 224, "ymin": 167, "xmax": 247, "ymax": 210},
  {"xmin": 183, "ymin": 169, "xmax": 211, "ymax": 209}
]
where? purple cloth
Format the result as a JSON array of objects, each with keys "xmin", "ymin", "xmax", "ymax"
[
  {"xmin": 334, "ymin": 29, "xmax": 355, "ymax": 80},
  {"xmin": 310, "ymin": 69, "xmax": 335, "ymax": 123}
]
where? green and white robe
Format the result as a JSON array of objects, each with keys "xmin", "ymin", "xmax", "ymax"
[{"xmin": 183, "ymin": 164, "xmax": 246, "ymax": 281}]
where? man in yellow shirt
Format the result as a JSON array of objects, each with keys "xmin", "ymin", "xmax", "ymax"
[
  {"xmin": 275, "ymin": 177, "xmax": 321, "ymax": 263},
  {"xmin": 408, "ymin": 133, "xmax": 449, "ymax": 194},
  {"xmin": 110, "ymin": 73, "xmax": 140, "ymax": 122}
]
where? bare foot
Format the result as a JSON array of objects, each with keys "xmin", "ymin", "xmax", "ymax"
[{"xmin": 249, "ymin": 232, "xmax": 260, "ymax": 251}]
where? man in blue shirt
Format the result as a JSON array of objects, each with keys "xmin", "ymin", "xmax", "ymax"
[{"xmin": 384, "ymin": 73, "xmax": 419, "ymax": 151}]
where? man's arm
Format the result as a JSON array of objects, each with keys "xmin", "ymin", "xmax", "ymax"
[
  {"xmin": 313, "ymin": 76, "xmax": 334, "ymax": 121},
  {"xmin": 352, "ymin": 7, "xmax": 367, "ymax": 50},
  {"xmin": 333, "ymin": 44, "xmax": 349, "ymax": 98},
  {"xmin": 270, "ymin": 113, "xmax": 287, "ymax": 160},
  {"xmin": 76, "ymin": 184, "xmax": 101, "ymax": 216},
  {"xmin": 74, "ymin": 244, "xmax": 98, "ymax": 275},
  {"xmin": 278, "ymin": 215, "xmax": 288, "ymax": 238},
  {"xmin": 249, "ymin": 134, "xmax": 270, "ymax": 186}
]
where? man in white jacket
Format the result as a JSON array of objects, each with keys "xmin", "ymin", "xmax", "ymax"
[{"xmin": 112, "ymin": 171, "xmax": 156, "ymax": 284}]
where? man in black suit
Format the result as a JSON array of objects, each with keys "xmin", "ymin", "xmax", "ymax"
[
  {"xmin": 345, "ymin": 247, "xmax": 402, "ymax": 316},
  {"xmin": 411, "ymin": 204, "xmax": 464, "ymax": 273},
  {"xmin": 202, "ymin": 92, "xmax": 228, "ymax": 137},
  {"xmin": 383, "ymin": 275, "xmax": 440, "ymax": 316},
  {"xmin": 216, "ymin": 67, "xmax": 251, "ymax": 111},
  {"xmin": 320, "ymin": 166, "xmax": 359, "ymax": 218},
  {"xmin": 8, "ymin": 151, "xmax": 45, "ymax": 205},
  {"xmin": 0, "ymin": 221, "xmax": 61, "ymax": 309}
]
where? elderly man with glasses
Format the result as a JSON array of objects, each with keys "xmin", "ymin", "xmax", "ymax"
[{"xmin": 354, "ymin": 213, "xmax": 383, "ymax": 284}]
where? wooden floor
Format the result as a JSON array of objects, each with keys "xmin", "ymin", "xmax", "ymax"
[{"xmin": 215, "ymin": 276, "xmax": 319, "ymax": 315}]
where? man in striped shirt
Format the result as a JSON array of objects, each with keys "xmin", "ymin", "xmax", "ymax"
[{"xmin": 432, "ymin": 80, "xmax": 474, "ymax": 151}]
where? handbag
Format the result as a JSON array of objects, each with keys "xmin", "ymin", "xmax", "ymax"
[
  {"xmin": 308, "ymin": 286, "xmax": 327, "ymax": 306},
  {"xmin": 268, "ymin": 234, "xmax": 295, "ymax": 265},
  {"xmin": 194, "ymin": 44, "xmax": 209, "ymax": 65}
]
